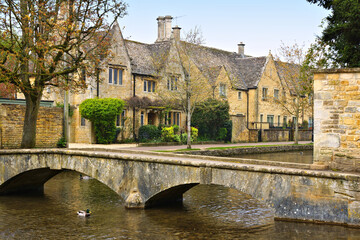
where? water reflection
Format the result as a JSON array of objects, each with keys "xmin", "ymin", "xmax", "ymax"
[
  {"xmin": 231, "ymin": 150, "xmax": 313, "ymax": 164},
  {"xmin": 1, "ymin": 170, "xmax": 360, "ymax": 239}
]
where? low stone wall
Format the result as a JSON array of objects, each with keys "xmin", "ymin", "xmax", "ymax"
[
  {"xmin": 314, "ymin": 68, "xmax": 360, "ymax": 172},
  {"xmin": 177, "ymin": 144, "xmax": 313, "ymax": 157},
  {"xmin": 0, "ymin": 104, "xmax": 63, "ymax": 148},
  {"xmin": 262, "ymin": 129, "xmax": 289, "ymax": 142}
]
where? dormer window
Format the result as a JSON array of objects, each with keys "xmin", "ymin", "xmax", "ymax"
[
  {"xmin": 167, "ymin": 76, "xmax": 178, "ymax": 91},
  {"xmin": 108, "ymin": 67, "xmax": 123, "ymax": 85}
]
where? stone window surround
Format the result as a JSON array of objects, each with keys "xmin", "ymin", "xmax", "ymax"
[{"xmin": 108, "ymin": 64, "xmax": 126, "ymax": 85}]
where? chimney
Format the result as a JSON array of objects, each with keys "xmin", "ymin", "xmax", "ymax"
[
  {"xmin": 172, "ymin": 25, "xmax": 181, "ymax": 41},
  {"xmin": 156, "ymin": 16, "xmax": 165, "ymax": 42},
  {"xmin": 238, "ymin": 42, "xmax": 245, "ymax": 57},
  {"xmin": 164, "ymin": 15, "xmax": 173, "ymax": 40}
]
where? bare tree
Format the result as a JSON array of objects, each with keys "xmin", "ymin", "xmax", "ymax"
[
  {"xmin": 0, "ymin": 0, "xmax": 127, "ymax": 148},
  {"xmin": 154, "ymin": 27, "xmax": 212, "ymax": 149},
  {"xmin": 274, "ymin": 42, "xmax": 313, "ymax": 144}
]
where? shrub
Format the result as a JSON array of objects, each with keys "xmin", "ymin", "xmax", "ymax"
[
  {"xmin": 161, "ymin": 126, "xmax": 175, "ymax": 142},
  {"xmin": 180, "ymin": 133, "xmax": 188, "ymax": 144},
  {"xmin": 57, "ymin": 137, "xmax": 67, "ymax": 148},
  {"xmin": 192, "ymin": 99, "xmax": 230, "ymax": 140},
  {"xmin": 173, "ymin": 124, "xmax": 179, "ymax": 134},
  {"xmin": 191, "ymin": 127, "xmax": 198, "ymax": 142},
  {"xmin": 80, "ymin": 98, "xmax": 125, "ymax": 144},
  {"xmin": 218, "ymin": 128, "xmax": 227, "ymax": 141},
  {"xmin": 173, "ymin": 134, "xmax": 181, "ymax": 143},
  {"xmin": 302, "ymin": 120, "xmax": 309, "ymax": 129},
  {"xmin": 139, "ymin": 125, "xmax": 161, "ymax": 142}
]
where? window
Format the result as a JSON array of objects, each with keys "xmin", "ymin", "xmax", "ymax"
[
  {"xmin": 168, "ymin": 112, "xmax": 172, "ymax": 125},
  {"xmin": 260, "ymin": 114, "xmax": 263, "ymax": 123},
  {"xmin": 308, "ymin": 117, "xmax": 313, "ymax": 128},
  {"xmin": 144, "ymin": 80, "xmax": 156, "ymax": 92},
  {"xmin": 116, "ymin": 110, "xmax": 126, "ymax": 127},
  {"xmin": 121, "ymin": 110, "xmax": 126, "ymax": 127},
  {"xmin": 108, "ymin": 68, "xmax": 123, "ymax": 85},
  {"xmin": 80, "ymin": 117, "xmax": 86, "ymax": 126},
  {"xmin": 116, "ymin": 115, "xmax": 120, "ymax": 127},
  {"xmin": 141, "ymin": 112, "xmax": 144, "ymax": 126},
  {"xmin": 274, "ymin": 89, "xmax": 279, "ymax": 100},
  {"xmin": 219, "ymin": 83, "xmax": 226, "ymax": 97},
  {"xmin": 262, "ymin": 87, "xmax": 268, "ymax": 100},
  {"xmin": 167, "ymin": 76, "xmax": 178, "ymax": 91},
  {"xmin": 267, "ymin": 115, "xmax": 274, "ymax": 127},
  {"xmin": 278, "ymin": 115, "xmax": 281, "ymax": 127},
  {"xmin": 283, "ymin": 116, "xmax": 287, "ymax": 127},
  {"xmin": 176, "ymin": 112, "xmax": 180, "ymax": 126},
  {"xmin": 81, "ymin": 68, "xmax": 86, "ymax": 83},
  {"xmin": 238, "ymin": 91, "xmax": 242, "ymax": 100}
]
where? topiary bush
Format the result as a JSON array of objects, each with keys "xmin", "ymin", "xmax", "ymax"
[
  {"xmin": 139, "ymin": 125, "xmax": 161, "ymax": 142},
  {"xmin": 80, "ymin": 98, "xmax": 125, "ymax": 144},
  {"xmin": 218, "ymin": 128, "xmax": 227, "ymax": 141}
]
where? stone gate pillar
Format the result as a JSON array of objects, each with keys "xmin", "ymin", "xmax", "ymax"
[{"xmin": 313, "ymin": 68, "xmax": 360, "ymax": 172}]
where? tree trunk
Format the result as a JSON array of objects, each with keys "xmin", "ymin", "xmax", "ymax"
[
  {"xmin": 21, "ymin": 92, "xmax": 42, "ymax": 148},
  {"xmin": 294, "ymin": 115, "xmax": 299, "ymax": 145},
  {"xmin": 187, "ymin": 94, "xmax": 192, "ymax": 149}
]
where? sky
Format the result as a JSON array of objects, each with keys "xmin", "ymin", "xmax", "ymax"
[{"xmin": 117, "ymin": 0, "xmax": 330, "ymax": 57}]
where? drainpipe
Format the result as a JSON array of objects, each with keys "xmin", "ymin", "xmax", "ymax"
[
  {"xmin": 132, "ymin": 74, "xmax": 137, "ymax": 140},
  {"xmin": 246, "ymin": 91, "xmax": 249, "ymax": 129},
  {"xmin": 96, "ymin": 67, "xmax": 100, "ymax": 97}
]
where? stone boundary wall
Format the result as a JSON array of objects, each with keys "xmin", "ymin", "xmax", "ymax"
[
  {"xmin": 177, "ymin": 144, "xmax": 313, "ymax": 157},
  {"xmin": 314, "ymin": 68, "xmax": 360, "ymax": 172},
  {"xmin": 0, "ymin": 104, "xmax": 63, "ymax": 148}
]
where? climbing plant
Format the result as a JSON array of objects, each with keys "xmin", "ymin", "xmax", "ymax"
[{"xmin": 80, "ymin": 98, "xmax": 125, "ymax": 144}]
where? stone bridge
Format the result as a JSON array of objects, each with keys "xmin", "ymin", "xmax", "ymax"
[{"xmin": 1, "ymin": 149, "xmax": 360, "ymax": 226}]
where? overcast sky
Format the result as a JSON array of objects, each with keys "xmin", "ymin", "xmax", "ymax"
[{"xmin": 118, "ymin": 0, "xmax": 329, "ymax": 57}]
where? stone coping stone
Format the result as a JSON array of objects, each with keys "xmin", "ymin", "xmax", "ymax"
[
  {"xmin": 176, "ymin": 144, "xmax": 313, "ymax": 157},
  {"xmin": 1, "ymin": 148, "xmax": 360, "ymax": 181}
]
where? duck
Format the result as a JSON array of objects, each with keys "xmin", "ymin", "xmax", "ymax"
[
  {"xmin": 77, "ymin": 209, "xmax": 91, "ymax": 217},
  {"xmin": 80, "ymin": 174, "xmax": 93, "ymax": 180}
]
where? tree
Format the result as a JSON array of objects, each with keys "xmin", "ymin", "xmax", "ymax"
[
  {"xmin": 274, "ymin": 42, "xmax": 313, "ymax": 144},
  {"xmin": 306, "ymin": 0, "xmax": 360, "ymax": 67},
  {"xmin": 192, "ymin": 98, "xmax": 230, "ymax": 141},
  {"xmin": 0, "ymin": 0, "xmax": 127, "ymax": 148},
  {"xmin": 154, "ymin": 27, "xmax": 212, "ymax": 149},
  {"xmin": 80, "ymin": 98, "xmax": 125, "ymax": 144}
]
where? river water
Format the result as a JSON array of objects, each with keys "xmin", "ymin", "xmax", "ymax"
[
  {"xmin": 230, "ymin": 150, "xmax": 314, "ymax": 164},
  {"xmin": 1, "ymin": 171, "xmax": 360, "ymax": 239}
]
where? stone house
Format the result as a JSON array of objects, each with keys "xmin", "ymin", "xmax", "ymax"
[{"xmin": 38, "ymin": 15, "xmax": 312, "ymax": 143}]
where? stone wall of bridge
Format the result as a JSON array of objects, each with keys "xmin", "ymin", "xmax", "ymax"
[
  {"xmin": 1, "ymin": 150, "xmax": 360, "ymax": 226},
  {"xmin": 314, "ymin": 68, "xmax": 360, "ymax": 172}
]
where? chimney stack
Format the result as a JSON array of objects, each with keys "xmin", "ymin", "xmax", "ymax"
[
  {"xmin": 156, "ymin": 16, "xmax": 165, "ymax": 42},
  {"xmin": 164, "ymin": 15, "xmax": 173, "ymax": 40},
  {"xmin": 172, "ymin": 25, "xmax": 181, "ymax": 41},
  {"xmin": 156, "ymin": 15, "xmax": 173, "ymax": 42},
  {"xmin": 238, "ymin": 42, "xmax": 245, "ymax": 57}
]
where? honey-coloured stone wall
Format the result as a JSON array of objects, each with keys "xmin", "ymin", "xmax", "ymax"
[
  {"xmin": 0, "ymin": 104, "xmax": 63, "ymax": 148},
  {"xmin": 314, "ymin": 68, "xmax": 360, "ymax": 171}
]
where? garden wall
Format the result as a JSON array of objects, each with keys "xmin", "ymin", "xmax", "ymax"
[{"xmin": 0, "ymin": 104, "xmax": 63, "ymax": 148}]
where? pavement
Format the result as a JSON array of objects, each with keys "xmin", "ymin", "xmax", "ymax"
[{"xmin": 69, "ymin": 141, "xmax": 312, "ymax": 152}]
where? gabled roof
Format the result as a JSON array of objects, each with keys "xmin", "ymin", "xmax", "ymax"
[
  {"xmin": 124, "ymin": 40, "xmax": 171, "ymax": 76},
  {"xmin": 275, "ymin": 61, "xmax": 301, "ymax": 95}
]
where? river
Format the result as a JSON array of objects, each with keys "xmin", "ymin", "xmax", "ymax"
[{"xmin": 1, "ymin": 171, "xmax": 360, "ymax": 239}]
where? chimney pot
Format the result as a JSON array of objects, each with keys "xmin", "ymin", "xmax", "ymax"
[
  {"xmin": 172, "ymin": 25, "xmax": 181, "ymax": 41},
  {"xmin": 238, "ymin": 42, "xmax": 245, "ymax": 57}
]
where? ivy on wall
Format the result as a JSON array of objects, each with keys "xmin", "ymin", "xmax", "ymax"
[{"xmin": 79, "ymin": 98, "xmax": 125, "ymax": 144}]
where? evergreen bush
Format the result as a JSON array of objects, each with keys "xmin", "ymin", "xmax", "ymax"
[
  {"xmin": 79, "ymin": 98, "xmax": 125, "ymax": 144},
  {"xmin": 139, "ymin": 125, "xmax": 161, "ymax": 142}
]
